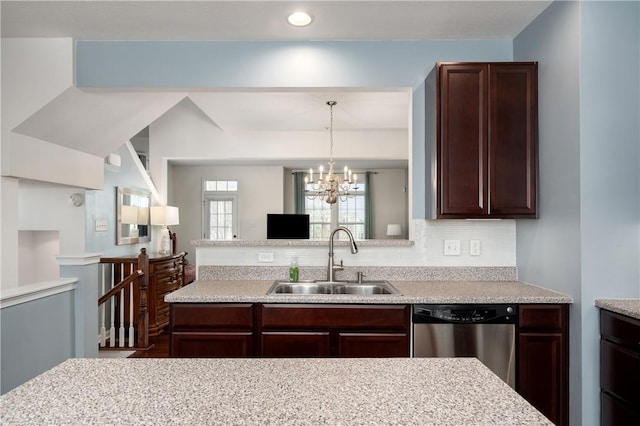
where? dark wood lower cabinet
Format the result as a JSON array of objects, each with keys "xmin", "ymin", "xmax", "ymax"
[
  {"xmin": 517, "ymin": 304, "xmax": 569, "ymax": 426},
  {"xmin": 170, "ymin": 303, "xmax": 410, "ymax": 358},
  {"xmin": 169, "ymin": 302, "xmax": 570, "ymax": 423},
  {"xmin": 259, "ymin": 304, "xmax": 411, "ymax": 358},
  {"xmin": 600, "ymin": 309, "xmax": 640, "ymax": 425},
  {"xmin": 169, "ymin": 303, "xmax": 254, "ymax": 357}
]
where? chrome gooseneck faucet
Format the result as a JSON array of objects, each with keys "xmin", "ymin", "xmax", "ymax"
[{"xmin": 327, "ymin": 226, "xmax": 358, "ymax": 282}]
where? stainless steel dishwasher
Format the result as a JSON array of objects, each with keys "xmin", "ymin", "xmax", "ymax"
[{"xmin": 412, "ymin": 304, "xmax": 517, "ymax": 388}]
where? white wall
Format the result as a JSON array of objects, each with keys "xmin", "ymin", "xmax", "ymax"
[
  {"xmin": 370, "ymin": 169, "xmax": 408, "ymax": 239},
  {"xmin": 18, "ymin": 231, "xmax": 60, "ymax": 285},
  {"xmin": 18, "ymin": 181, "xmax": 86, "ymax": 256},
  {"xmin": 1, "ymin": 38, "xmax": 73, "ymax": 169},
  {"xmin": 169, "ymin": 164, "xmax": 285, "ymax": 255},
  {"xmin": 149, "ymin": 97, "xmax": 408, "ymax": 204},
  {"xmin": 1, "ymin": 39, "xmax": 74, "ymax": 290}
]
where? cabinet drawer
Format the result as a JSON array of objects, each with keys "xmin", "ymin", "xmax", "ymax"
[
  {"xmin": 171, "ymin": 304, "xmax": 253, "ymax": 331},
  {"xmin": 601, "ymin": 391, "xmax": 640, "ymax": 425},
  {"xmin": 260, "ymin": 304, "xmax": 409, "ymax": 330},
  {"xmin": 519, "ymin": 305, "xmax": 566, "ymax": 330},
  {"xmin": 155, "ymin": 271, "xmax": 179, "ymax": 284},
  {"xmin": 601, "ymin": 339, "xmax": 640, "ymax": 406},
  {"xmin": 261, "ymin": 332, "xmax": 331, "ymax": 357},
  {"xmin": 171, "ymin": 332, "xmax": 253, "ymax": 357},
  {"xmin": 601, "ymin": 310, "xmax": 640, "ymax": 350},
  {"xmin": 338, "ymin": 333, "xmax": 409, "ymax": 357},
  {"xmin": 151, "ymin": 259, "xmax": 180, "ymax": 273}
]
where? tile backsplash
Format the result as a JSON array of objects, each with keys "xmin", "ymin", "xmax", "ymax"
[{"xmin": 194, "ymin": 219, "xmax": 516, "ymax": 269}]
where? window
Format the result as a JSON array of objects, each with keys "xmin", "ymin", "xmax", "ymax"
[
  {"xmin": 304, "ymin": 182, "xmax": 367, "ymax": 240},
  {"xmin": 203, "ymin": 180, "xmax": 238, "ymax": 240}
]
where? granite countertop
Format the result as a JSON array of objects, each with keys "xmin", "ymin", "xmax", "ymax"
[
  {"xmin": 595, "ymin": 298, "xmax": 640, "ymax": 320},
  {"xmin": 0, "ymin": 358, "xmax": 551, "ymax": 425},
  {"xmin": 166, "ymin": 279, "xmax": 572, "ymax": 304}
]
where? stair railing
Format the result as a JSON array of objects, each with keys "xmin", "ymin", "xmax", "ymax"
[{"xmin": 98, "ymin": 248, "xmax": 150, "ymax": 349}]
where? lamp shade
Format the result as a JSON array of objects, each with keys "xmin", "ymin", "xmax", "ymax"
[
  {"xmin": 150, "ymin": 206, "xmax": 179, "ymax": 226},
  {"xmin": 136, "ymin": 206, "xmax": 149, "ymax": 225},
  {"xmin": 386, "ymin": 224, "xmax": 402, "ymax": 237}
]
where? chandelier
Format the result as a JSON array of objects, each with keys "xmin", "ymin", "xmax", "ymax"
[{"xmin": 304, "ymin": 101, "xmax": 358, "ymax": 204}]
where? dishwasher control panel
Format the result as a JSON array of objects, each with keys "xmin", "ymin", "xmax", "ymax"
[{"xmin": 413, "ymin": 304, "xmax": 517, "ymax": 324}]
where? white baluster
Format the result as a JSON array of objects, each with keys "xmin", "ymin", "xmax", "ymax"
[
  {"xmin": 109, "ymin": 264, "xmax": 116, "ymax": 347},
  {"xmin": 99, "ymin": 265, "xmax": 106, "ymax": 347},
  {"xmin": 128, "ymin": 282, "xmax": 135, "ymax": 347},
  {"xmin": 118, "ymin": 287, "xmax": 125, "ymax": 347}
]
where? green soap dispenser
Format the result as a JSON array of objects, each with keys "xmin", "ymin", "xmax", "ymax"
[{"xmin": 289, "ymin": 257, "xmax": 299, "ymax": 282}]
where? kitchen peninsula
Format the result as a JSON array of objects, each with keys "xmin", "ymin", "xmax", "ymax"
[
  {"xmin": 0, "ymin": 357, "xmax": 552, "ymax": 425},
  {"xmin": 166, "ymin": 278, "xmax": 571, "ymax": 425}
]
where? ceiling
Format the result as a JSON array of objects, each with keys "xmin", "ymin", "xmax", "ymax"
[
  {"xmin": 2, "ymin": 1, "xmax": 552, "ymax": 162},
  {"xmin": 2, "ymin": 1, "xmax": 553, "ymax": 41}
]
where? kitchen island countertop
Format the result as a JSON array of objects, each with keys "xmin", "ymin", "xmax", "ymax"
[
  {"xmin": 595, "ymin": 298, "xmax": 640, "ymax": 320},
  {"xmin": 0, "ymin": 357, "xmax": 552, "ymax": 425},
  {"xmin": 166, "ymin": 279, "xmax": 573, "ymax": 304}
]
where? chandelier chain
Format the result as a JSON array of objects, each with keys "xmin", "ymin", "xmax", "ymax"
[{"xmin": 329, "ymin": 101, "xmax": 334, "ymax": 162}]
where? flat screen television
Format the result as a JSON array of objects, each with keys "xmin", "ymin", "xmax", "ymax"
[{"xmin": 267, "ymin": 214, "xmax": 310, "ymax": 239}]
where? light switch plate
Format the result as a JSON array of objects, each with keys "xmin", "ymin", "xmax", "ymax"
[
  {"xmin": 95, "ymin": 219, "xmax": 108, "ymax": 232},
  {"xmin": 444, "ymin": 240, "xmax": 461, "ymax": 256},
  {"xmin": 258, "ymin": 252, "xmax": 275, "ymax": 263}
]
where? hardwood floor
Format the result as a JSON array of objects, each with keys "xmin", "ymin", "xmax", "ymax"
[{"xmin": 129, "ymin": 333, "xmax": 169, "ymax": 358}]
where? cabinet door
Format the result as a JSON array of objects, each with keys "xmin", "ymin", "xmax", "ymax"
[
  {"xmin": 170, "ymin": 332, "xmax": 253, "ymax": 357},
  {"xmin": 261, "ymin": 332, "xmax": 330, "ymax": 357},
  {"xmin": 489, "ymin": 63, "xmax": 537, "ymax": 216},
  {"xmin": 337, "ymin": 333, "xmax": 408, "ymax": 357},
  {"xmin": 518, "ymin": 332, "xmax": 564, "ymax": 425},
  {"xmin": 437, "ymin": 63, "xmax": 489, "ymax": 217},
  {"xmin": 518, "ymin": 304, "xmax": 569, "ymax": 426}
]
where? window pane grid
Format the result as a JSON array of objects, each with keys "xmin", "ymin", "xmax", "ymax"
[
  {"xmin": 304, "ymin": 191, "xmax": 367, "ymax": 240},
  {"xmin": 208, "ymin": 200, "xmax": 234, "ymax": 240},
  {"xmin": 204, "ymin": 180, "xmax": 239, "ymax": 192}
]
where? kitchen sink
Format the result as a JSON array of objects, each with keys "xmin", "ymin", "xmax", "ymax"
[{"xmin": 266, "ymin": 280, "xmax": 401, "ymax": 295}]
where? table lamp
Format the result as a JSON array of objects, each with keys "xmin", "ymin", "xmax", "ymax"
[
  {"xmin": 386, "ymin": 224, "xmax": 402, "ymax": 239},
  {"xmin": 150, "ymin": 206, "xmax": 179, "ymax": 255}
]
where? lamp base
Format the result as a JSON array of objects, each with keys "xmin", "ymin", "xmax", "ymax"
[{"xmin": 159, "ymin": 226, "xmax": 171, "ymax": 255}]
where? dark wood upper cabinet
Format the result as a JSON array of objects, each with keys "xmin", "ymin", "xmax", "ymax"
[{"xmin": 433, "ymin": 62, "xmax": 538, "ymax": 219}]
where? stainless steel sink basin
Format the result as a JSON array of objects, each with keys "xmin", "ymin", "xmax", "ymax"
[{"xmin": 266, "ymin": 280, "xmax": 401, "ymax": 295}]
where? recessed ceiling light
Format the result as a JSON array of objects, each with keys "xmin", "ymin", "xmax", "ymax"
[{"xmin": 288, "ymin": 11, "xmax": 313, "ymax": 27}]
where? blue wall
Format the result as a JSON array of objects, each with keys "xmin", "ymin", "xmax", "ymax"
[
  {"xmin": 85, "ymin": 144, "xmax": 157, "ymax": 257},
  {"xmin": 75, "ymin": 39, "xmax": 514, "ymax": 220},
  {"xmin": 1, "ymin": 291, "xmax": 75, "ymax": 394},
  {"xmin": 515, "ymin": 1, "xmax": 640, "ymax": 424},
  {"xmin": 76, "ymin": 40, "xmax": 513, "ymax": 89}
]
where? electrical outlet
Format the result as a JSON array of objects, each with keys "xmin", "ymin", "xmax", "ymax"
[
  {"xmin": 444, "ymin": 240, "xmax": 461, "ymax": 256},
  {"xmin": 258, "ymin": 252, "xmax": 275, "ymax": 263},
  {"xmin": 470, "ymin": 239, "xmax": 481, "ymax": 256}
]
